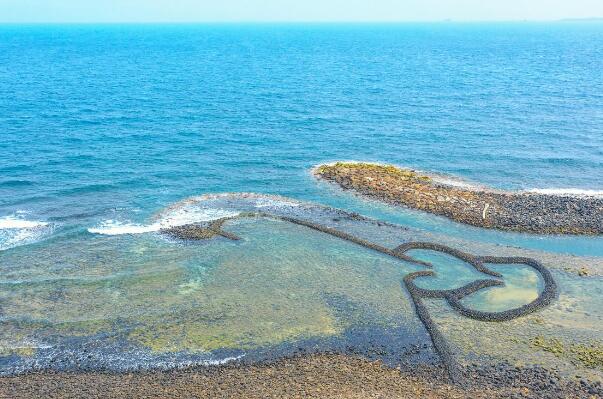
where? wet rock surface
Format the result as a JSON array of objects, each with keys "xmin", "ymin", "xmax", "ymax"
[
  {"xmin": 161, "ymin": 218, "xmax": 241, "ymax": 241},
  {"xmin": 462, "ymin": 361, "xmax": 602, "ymax": 399},
  {"xmin": 314, "ymin": 162, "xmax": 603, "ymax": 235},
  {"xmin": 1, "ymin": 354, "xmax": 600, "ymax": 399},
  {"xmin": 161, "ymin": 223, "xmax": 221, "ymax": 240}
]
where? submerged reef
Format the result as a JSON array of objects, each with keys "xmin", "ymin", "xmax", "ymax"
[
  {"xmin": 314, "ymin": 162, "xmax": 603, "ymax": 235},
  {"xmin": 161, "ymin": 210, "xmax": 558, "ymax": 385}
]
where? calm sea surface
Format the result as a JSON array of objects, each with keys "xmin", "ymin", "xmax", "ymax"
[
  {"xmin": 1, "ymin": 23, "xmax": 602, "ymax": 254},
  {"xmin": 0, "ymin": 23, "xmax": 602, "ymax": 374}
]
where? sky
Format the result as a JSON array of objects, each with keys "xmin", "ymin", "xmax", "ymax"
[{"xmin": 1, "ymin": 0, "xmax": 602, "ymax": 23}]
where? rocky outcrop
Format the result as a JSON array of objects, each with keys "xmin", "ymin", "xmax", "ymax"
[
  {"xmin": 314, "ymin": 162, "xmax": 603, "ymax": 235},
  {"xmin": 161, "ymin": 218, "xmax": 241, "ymax": 241}
]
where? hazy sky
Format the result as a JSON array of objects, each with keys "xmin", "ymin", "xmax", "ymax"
[{"xmin": 1, "ymin": 0, "xmax": 602, "ymax": 23}]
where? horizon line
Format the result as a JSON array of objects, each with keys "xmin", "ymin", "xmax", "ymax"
[{"xmin": 1, "ymin": 18, "xmax": 603, "ymax": 25}]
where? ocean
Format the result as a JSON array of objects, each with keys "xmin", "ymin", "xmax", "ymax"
[{"xmin": 0, "ymin": 23, "xmax": 602, "ymax": 374}]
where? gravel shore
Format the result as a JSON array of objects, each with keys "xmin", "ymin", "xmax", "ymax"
[
  {"xmin": 314, "ymin": 163, "xmax": 603, "ymax": 235},
  {"xmin": 2, "ymin": 353, "xmax": 600, "ymax": 399}
]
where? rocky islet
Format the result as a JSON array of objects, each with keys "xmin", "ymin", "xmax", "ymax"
[{"xmin": 314, "ymin": 162, "xmax": 603, "ymax": 235}]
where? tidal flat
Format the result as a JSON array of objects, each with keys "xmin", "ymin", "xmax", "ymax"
[{"xmin": 1, "ymin": 194, "xmax": 601, "ymax": 398}]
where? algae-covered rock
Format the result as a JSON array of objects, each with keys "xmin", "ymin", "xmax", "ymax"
[{"xmin": 530, "ymin": 335, "xmax": 603, "ymax": 369}]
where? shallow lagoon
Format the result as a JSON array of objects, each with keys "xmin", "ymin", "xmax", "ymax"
[{"xmin": 0, "ymin": 194, "xmax": 600, "ymax": 383}]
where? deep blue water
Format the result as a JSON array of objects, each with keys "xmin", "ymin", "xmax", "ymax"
[{"xmin": 1, "ymin": 23, "xmax": 603, "ymax": 255}]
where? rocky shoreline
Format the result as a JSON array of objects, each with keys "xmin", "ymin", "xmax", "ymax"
[
  {"xmin": 314, "ymin": 162, "xmax": 603, "ymax": 235},
  {"xmin": 2, "ymin": 353, "xmax": 600, "ymax": 399}
]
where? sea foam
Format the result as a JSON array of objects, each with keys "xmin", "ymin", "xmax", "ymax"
[
  {"xmin": 88, "ymin": 208, "xmax": 240, "ymax": 236},
  {"xmin": 88, "ymin": 221, "xmax": 162, "ymax": 235},
  {"xmin": 0, "ymin": 217, "xmax": 48, "ymax": 230},
  {"xmin": 0, "ymin": 215, "xmax": 52, "ymax": 251}
]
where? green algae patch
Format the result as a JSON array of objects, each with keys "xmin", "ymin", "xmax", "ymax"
[
  {"xmin": 572, "ymin": 344, "xmax": 603, "ymax": 369},
  {"xmin": 530, "ymin": 336, "xmax": 603, "ymax": 369},
  {"xmin": 127, "ymin": 307, "xmax": 338, "ymax": 353},
  {"xmin": 0, "ymin": 346, "xmax": 37, "ymax": 357},
  {"xmin": 316, "ymin": 162, "xmax": 430, "ymax": 182},
  {"xmin": 530, "ymin": 336, "xmax": 564, "ymax": 355},
  {"xmin": 54, "ymin": 318, "xmax": 118, "ymax": 337},
  {"xmin": 16, "ymin": 347, "xmax": 37, "ymax": 357}
]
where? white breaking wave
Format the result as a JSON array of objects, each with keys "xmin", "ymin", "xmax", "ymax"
[
  {"xmin": 89, "ymin": 193, "xmax": 308, "ymax": 236},
  {"xmin": 0, "ymin": 215, "xmax": 52, "ymax": 251},
  {"xmin": 526, "ymin": 188, "xmax": 603, "ymax": 197},
  {"xmin": 0, "ymin": 216, "xmax": 48, "ymax": 230},
  {"xmin": 160, "ymin": 207, "xmax": 240, "ymax": 227},
  {"xmin": 88, "ymin": 208, "xmax": 240, "ymax": 236},
  {"xmin": 88, "ymin": 221, "xmax": 162, "ymax": 235}
]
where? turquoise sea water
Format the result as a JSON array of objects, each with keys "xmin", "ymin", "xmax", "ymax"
[
  {"xmin": 0, "ymin": 23, "xmax": 602, "ymax": 375},
  {"xmin": 1, "ymin": 23, "xmax": 603, "ymax": 255}
]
